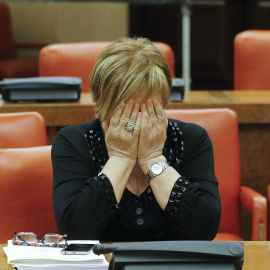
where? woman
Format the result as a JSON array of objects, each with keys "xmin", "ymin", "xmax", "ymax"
[{"xmin": 52, "ymin": 37, "xmax": 221, "ymax": 241}]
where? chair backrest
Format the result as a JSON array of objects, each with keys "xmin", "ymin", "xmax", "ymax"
[
  {"xmin": 39, "ymin": 41, "xmax": 175, "ymax": 93},
  {"xmin": 165, "ymin": 109, "xmax": 241, "ymax": 237},
  {"xmin": 0, "ymin": 112, "xmax": 47, "ymax": 148},
  {"xmin": 0, "ymin": 3, "xmax": 16, "ymax": 59},
  {"xmin": 234, "ymin": 30, "xmax": 270, "ymax": 90},
  {"xmin": 0, "ymin": 145, "xmax": 57, "ymax": 243}
]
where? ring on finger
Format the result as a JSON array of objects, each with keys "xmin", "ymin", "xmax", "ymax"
[
  {"xmin": 125, "ymin": 120, "xmax": 136, "ymax": 131},
  {"xmin": 125, "ymin": 123, "xmax": 135, "ymax": 130}
]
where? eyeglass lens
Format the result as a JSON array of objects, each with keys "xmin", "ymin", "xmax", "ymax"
[
  {"xmin": 19, "ymin": 232, "xmax": 38, "ymax": 243},
  {"xmin": 43, "ymin": 234, "xmax": 63, "ymax": 244}
]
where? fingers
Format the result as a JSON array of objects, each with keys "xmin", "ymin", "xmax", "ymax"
[
  {"xmin": 153, "ymin": 99, "xmax": 167, "ymax": 126},
  {"xmin": 118, "ymin": 100, "xmax": 136, "ymax": 129},
  {"xmin": 109, "ymin": 100, "xmax": 140, "ymax": 131},
  {"xmin": 143, "ymin": 99, "xmax": 166, "ymax": 128},
  {"xmin": 146, "ymin": 99, "xmax": 157, "ymax": 126},
  {"xmin": 128, "ymin": 102, "xmax": 140, "ymax": 128},
  {"xmin": 108, "ymin": 99, "xmax": 166, "ymax": 135},
  {"xmin": 133, "ymin": 112, "xmax": 141, "ymax": 138},
  {"xmin": 140, "ymin": 103, "xmax": 151, "ymax": 128},
  {"xmin": 140, "ymin": 111, "xmax": 149, "ymax": 136},
  {"xmin": 109, "ymin": 103, "xmax": 125, "ymax": 128}
]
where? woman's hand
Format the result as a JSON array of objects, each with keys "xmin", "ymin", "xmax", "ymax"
[
  {"xmin": 138, "ymin": 99, "xmax": 168, "ymax": 173},
  {"xmin": 102, "ymin": 100, "xmax": 141, "ymax": 162}
]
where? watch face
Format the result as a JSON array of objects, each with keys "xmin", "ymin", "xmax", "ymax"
[{"xmin": 152, "ymin": 164, "xmax": 163, "ymax": 175}]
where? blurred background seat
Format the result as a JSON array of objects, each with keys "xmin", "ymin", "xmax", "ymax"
[
  {"xmin": 0, "ymin": 3, "xmax": 46, "ymax": 80},
  {"xmin": 268, "ymin": 185, "xmax": 270, "ymax": 240},
  {"xmin": 165, "ymin": 108, "xmax": 267, "ymax": 241},
  {"xmin": 0, "ymin": 145, "xmax": 57, "ymax": 243},
  {"xmin": 234, "ymin": 30, "xmax": 270, "ymax": 90},
  {"xmin": 0, "ymin": 112, "xmax": 47, "ymax": 148},
  {"xmin": 39, "ymin": 41, "xmax": 175, "ymax": 93}
]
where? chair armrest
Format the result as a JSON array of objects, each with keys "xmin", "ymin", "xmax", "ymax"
[
  {"xmin": 15, "ymin": 42, "xmax": 48, "ymax": 49},
  {"xmin": 240, "ymin": 186, "xmax": 267, "ymax": 241}
]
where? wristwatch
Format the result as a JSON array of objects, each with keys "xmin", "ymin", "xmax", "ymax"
[{"xmin": 146, "ymin": 162, "xmax": 169, "ymax": 182}]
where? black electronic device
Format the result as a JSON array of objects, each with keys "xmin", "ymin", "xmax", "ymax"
[
  {"xmin": 93, "ymin": 241, "xmax": 244, "ymax": 270},
  {"xmin": 170, "ymin": 77, "xmax": 185, "ymax": 102},
  {"xmin": 0, "ymin": 76, "xmax": 81, "ymax": 102},
  {"xmin": 61, "ymin": 243, "xmax": 94, "ymax": 255}
]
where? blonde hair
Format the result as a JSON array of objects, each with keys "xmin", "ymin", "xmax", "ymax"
[{"xmin": 90, "ymin": 37, "xmax": 172, "ymax": 122}]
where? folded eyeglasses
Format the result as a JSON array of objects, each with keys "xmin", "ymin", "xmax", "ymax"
[{"xmin": 13, "ymin": 231, "xmax": 67, "ymax": 248}]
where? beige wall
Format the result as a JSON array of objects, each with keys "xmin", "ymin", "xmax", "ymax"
[
  {"xmin": 7, "ymin": 2, "xmax": 128, "ymax": 56},
  {"xmin": 56, "ymin": 2, "xmax": 128, "ymax": 42}
]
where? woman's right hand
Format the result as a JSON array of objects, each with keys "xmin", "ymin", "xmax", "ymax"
[{"xmin": 102, "ymin": 100, "xmax": 141, "ymax": 162}]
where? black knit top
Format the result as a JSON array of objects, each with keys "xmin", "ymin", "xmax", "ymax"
[{"xmin": 51, "ymin": 118, "xmax": 221, "ymax": 241}]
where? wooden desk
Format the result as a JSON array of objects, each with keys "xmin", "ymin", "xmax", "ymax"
[
  {"xmin": 1, "ymin": 91, "xmax": 270, "ymax": 125},
  {"xmin": 1, "ymin": 90, "xmax": 270, "ymax": 240},
  {"xmin": 1, "ymin": 242, "xmax": 270, "ymax": 270},
  {"xmin": 0, "ymin": 93, "xmax": 96, "ymax": 127}
]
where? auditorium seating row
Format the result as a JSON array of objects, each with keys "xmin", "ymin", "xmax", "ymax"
[
  {"xmin": 0, "ymin": 110, "xmax": 268, "ymax": 243},
  {"xmin": 1, "ymin": 1, "xmax": 270, "ymax": 90},
  {"xmin": 37, "ymin": 30, "xmax": 270, "ymax": 92}
]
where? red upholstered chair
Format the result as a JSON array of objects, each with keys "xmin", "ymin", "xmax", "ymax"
[
  {"xmin": 0, "ymin": 145, "xmax": 57, "ymax": 243},
  {"xmin": 0, "ymin": 112, "xmax": 47, "ymax": 148},
  {"xmin": 0, "ymin": 3, "xmax": 46, "ymax": 80},
  {"xmin": 165, "ymin": 108, "xmax": 267, "ymax": 241},
  {"xmin": 234, "ymin": 30, "xmax": 270, "ymax": 90},
  {"xmin": 39, "ymin": 41, "xmax": 175, "ymax": 93}
]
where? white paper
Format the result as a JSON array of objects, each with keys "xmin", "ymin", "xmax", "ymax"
[{"xmin": 3, "ymin": 240, "xmax": 109, "ymax": 270}]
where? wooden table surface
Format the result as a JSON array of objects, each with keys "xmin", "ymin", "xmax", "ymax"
[
  {"xmin": 1, "ymin": 242, "xmax": 270, "ymax": 270},
  {"xmin": 1, "ymin": 91, "xmax": 270, "ymax": 125}
]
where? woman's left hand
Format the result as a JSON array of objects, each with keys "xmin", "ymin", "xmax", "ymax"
[{"xmin": 137, "ymin": 99, "xmax": 168, "ymax": 172}]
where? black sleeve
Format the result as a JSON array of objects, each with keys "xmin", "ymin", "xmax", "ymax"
[
  {"xmin": 51, "ymin": 126, "xmax": 118, "ymax": 240},
  {"xmin": 164, "ymin": 124, "xmax": 222, "ymax": 240}
]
